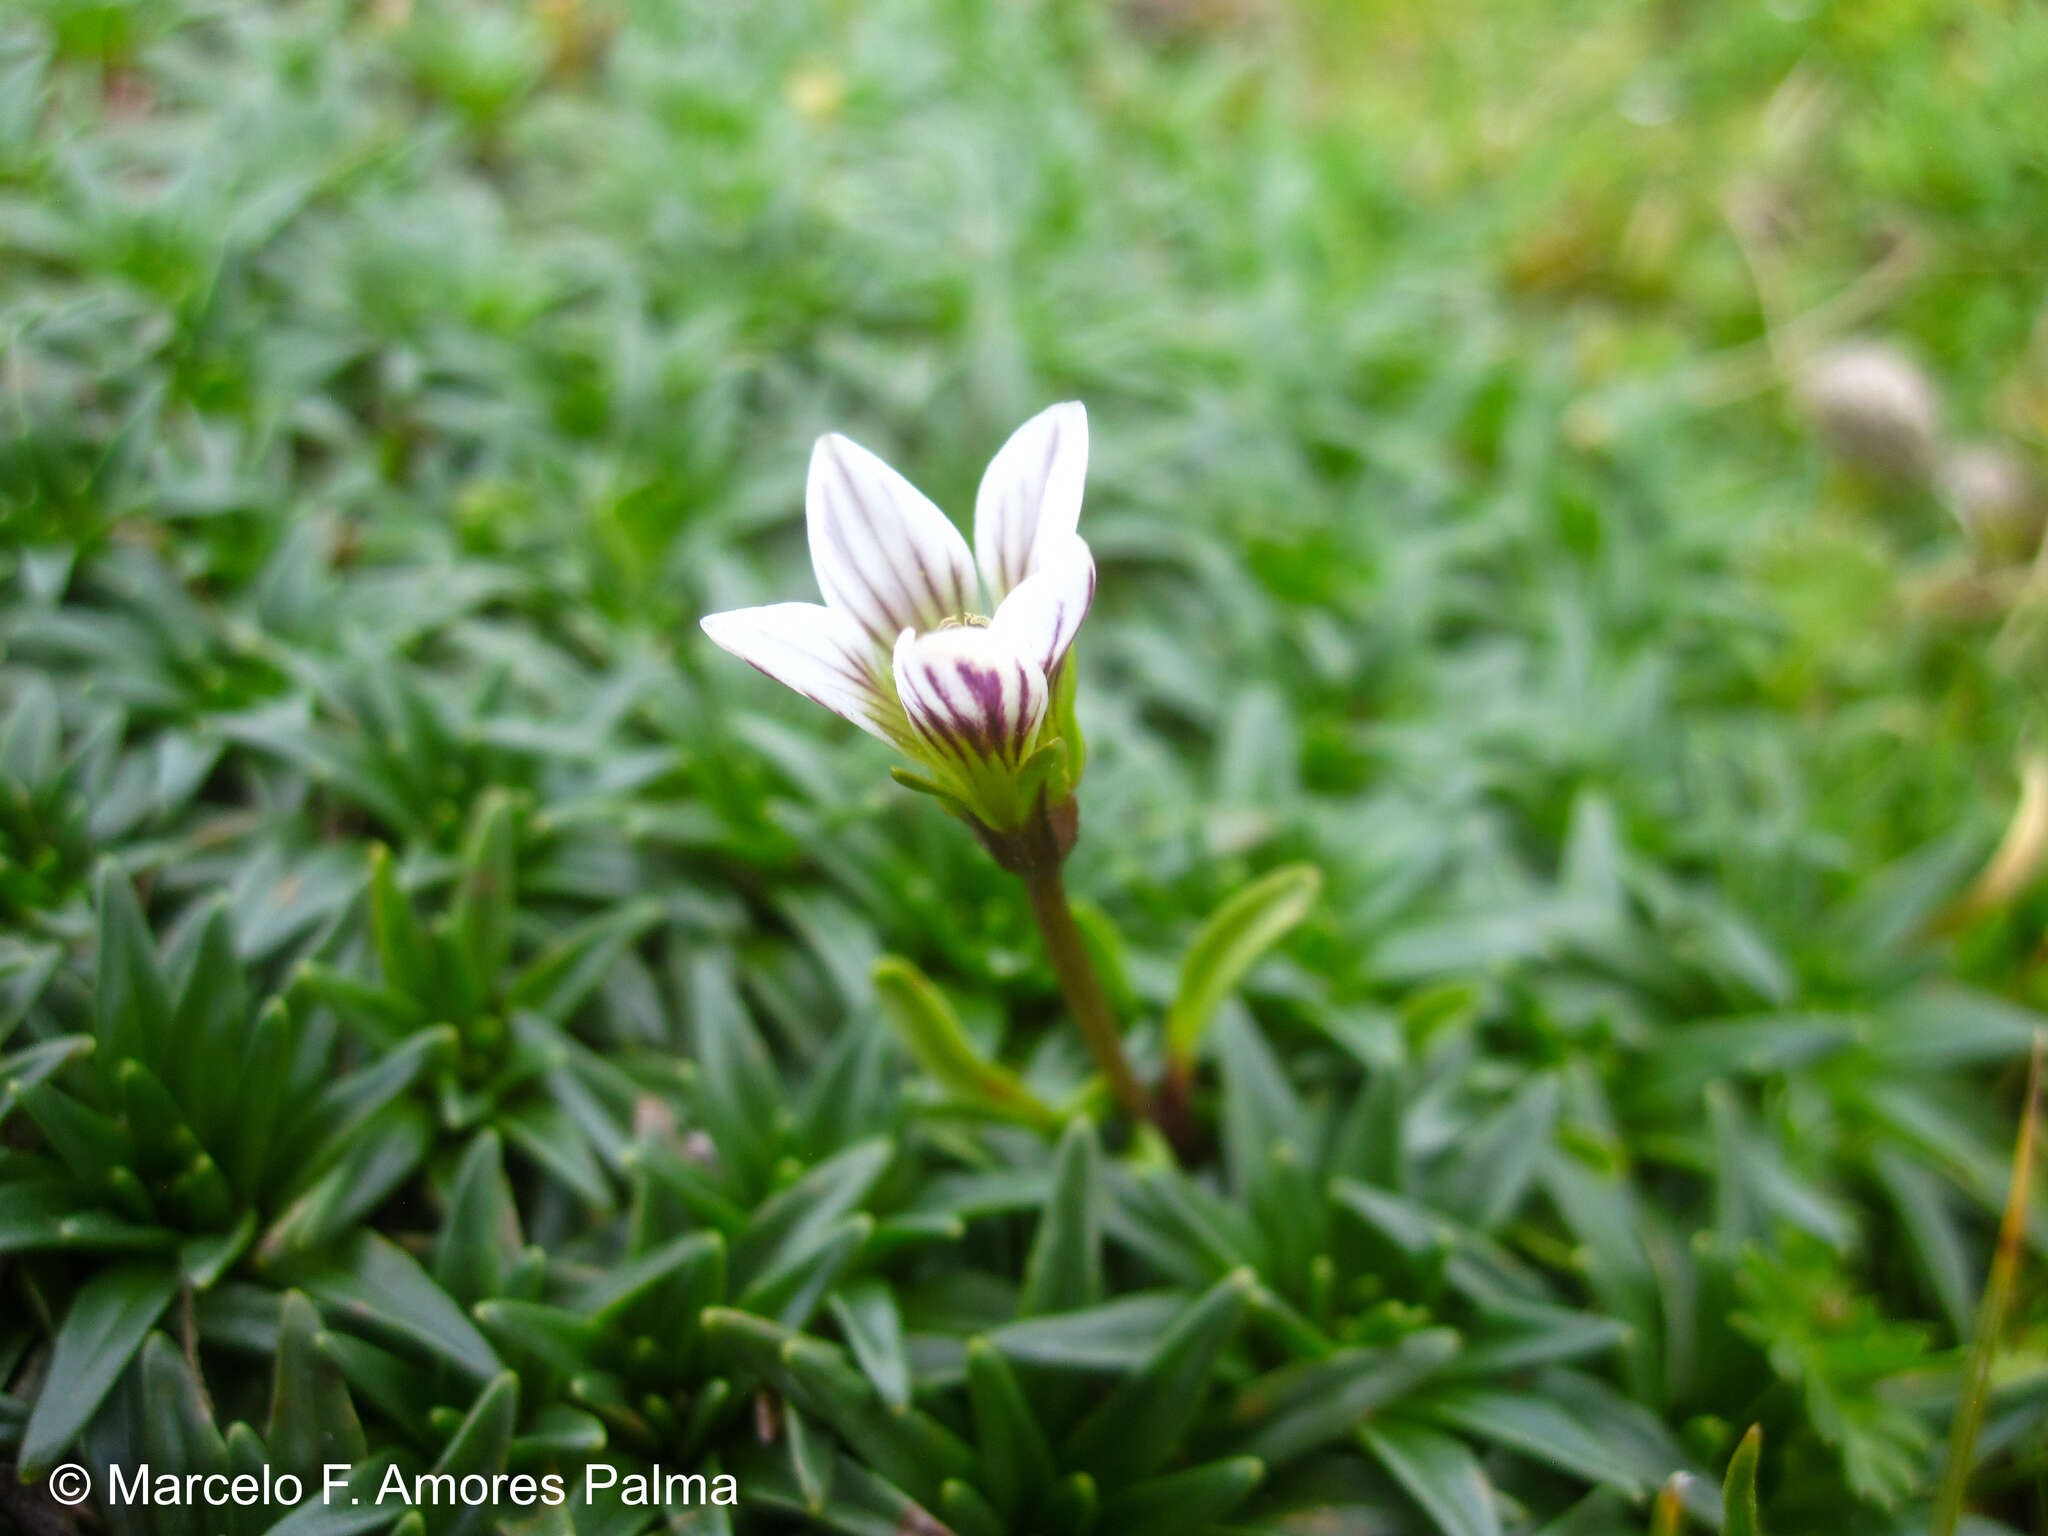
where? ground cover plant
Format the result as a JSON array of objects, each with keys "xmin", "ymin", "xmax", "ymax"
[{"xmin": 4, "ymin": 0, "xmax": 2048, "ymax": 1533}]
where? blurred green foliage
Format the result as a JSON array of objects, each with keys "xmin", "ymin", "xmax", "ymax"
[{"xmin": 3, "ymin": 0, "xmax": 2048, "ymax": 1533}]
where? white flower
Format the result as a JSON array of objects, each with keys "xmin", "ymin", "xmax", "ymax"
[{"xmin": 702, "ymin": 403, "xmax": 1097, "ymax": 835}]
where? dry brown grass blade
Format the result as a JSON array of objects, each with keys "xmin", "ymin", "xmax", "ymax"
[{"xmin": 1928, "ymin": 1030, "xmax": 2044, "ymax": 1536}]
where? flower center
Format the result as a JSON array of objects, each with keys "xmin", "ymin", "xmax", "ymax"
[{"xmin": 938, "ymin": 612, "xmax": 991, "ymax": 630}]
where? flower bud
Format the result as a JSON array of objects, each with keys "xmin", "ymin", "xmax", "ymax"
[{"xmin": 1797, "ymin": 340, "xmax": 1940, "ymax": 484}]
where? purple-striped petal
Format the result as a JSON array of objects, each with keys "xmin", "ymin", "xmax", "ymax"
[
  {"xmin": 974, "ymin": 402, "xmax": 1088, "ymax": 601},
  {"xmin": 807, "ymin": 433, "xmax": 978, "ymax": 650},
  {"xmin": 701, "ymin": 602, "xmax": 909, "ymax": 747},
  {"xmin": 891, "ymin": 625, "xmax": 1048, "ymax": 772},
  {"xmin": 988, "ymin": 535, "xmax": 1095, "ymax": 678}
]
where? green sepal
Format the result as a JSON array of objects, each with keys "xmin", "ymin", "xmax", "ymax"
[
  {"xmin": 889, "ymin": 765, "xmax": 974, "ymax": 820},
  {"xmin": 1016, "ymin": 734, "xmax": 1074, "ymax": 813}
]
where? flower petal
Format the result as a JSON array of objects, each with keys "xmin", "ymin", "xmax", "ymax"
[
  {"xmin": 701, "ymin": 602, "xmax": 908, "ymax": 746},
  {"xmin": 988, "ymin": 535, "xmax": 1095, "ymax": 677},
  {"xmin": 974, "ymin": 401, "xmax": 1088, "ymax": 600},
  {"xmin": 892, "ymin": 625, "xmax": 1048, "ymax": 772},
  {"xmin": 808, "ymin": 433, "xmax": 978, "ymax": 649}
]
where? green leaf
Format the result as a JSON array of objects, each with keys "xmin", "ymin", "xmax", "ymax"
[
  {"xmin": 1060, "ymin": 1269, "xmax": 1255, "ymax": 1488},
  {"xmin": 180, "ymin": 1208, "xmax": 254, "ymax": 1287},
  {"xmin": 744, "ymin": 1447, "xmax": 933, "ymax": 1536},
  {"xmin": 732, "ymin": 1136, "xmax": 892, "ymax": 1288},
  {"xmin": 0, "ymin": 1181, "xmax": 176, "ymax": 1253},
  {"xmin": 264, "ymin": 1104, "xmax": 431, "ymax": 1258},
  {"xmin": 1165, "ymin": 863, "xmax": 1321, "ymax": 1065},
  {"xmin": 872, "ymin": 955, "xmax": 1060, "ymax": 1132},
  {"xmin": 987, "ymin": 1291, "xmax": 1189, "ymax": 1371},
  {"xmin": 264, "ymin": 1454, "xmax": 408, "ymax": 1536},
  {"xmin": 369, "ymin": 844, "xmax": 435, "ymax": 1005},
  {"xmin": 292, "ymin": 960, "xmax": 427, "ymax": 1046},
  {"xmin": 1097, "ymin": 1456, "xmax": 1264, "ymax": 1536},
  {"xmin": 750, "ymin": 1215, "xmax": 872, "ymax": 1329},
  {"xmin": 94, "ymin": 861, "xmax": 173, "ymax": 1074},
  {"xmin": 1037, "ymin": 1472, "xmax": 1099, "ymax": 1536},
  {"xmin": 0, "ymin": 1034, "xmax": 93, "ymax": 1132},
  {"xmin": 165, "ymin": 900, "xmax": 247, "ymax": 1137},
  {"xmin": 431, "ymin": 1370, "xmax": 519, "ymax": 1478},
  {"xmin": 269, "ymin": 1290, "xmax": 369, "ymax": 1479},
  {"xmin": 703, "ymin": 1308, "xmax": 975, "ymax": 1506},
  {"xmin": 1422, "ymin": 1386, "xmax": 1651, "ymax": 1496},
  {"xmin": 1440, "ymin": 1073, "xmax": 1560, "ymax": 1232},
  {"xmin": 1214, "ymin": 1004, "xmax": 1305, "ymax": 1191},
  {"xmin": 828, "ymin": 1280, "xmax": 911, "ymax": 1413},
  {"xmin": 786, "ymin": 1404, "xmax": 837, "ymax": 1514},
  {"xmin": 507, "ymin": 900, "xmax": 664, "ymax": 1026},
  {"xmin": 227, "ymin": 997, "xmax": 296, "ymax": 1197},
  {"xmin": 141, "ymin": 1329, "xmax": 229, "ymax": 1474},
  {"xmin": 1722, "ymin": 1425, "xmax": 1763, "ymax": 1536},
  {"xmin": 451, "ymin": 789, "xmax": 519, "ymax": 984},
  {"xmin": 1228, "ymin": 1330, "xmax": 1459, "ymax": 1468},
  {"xmin": 20, "ymin": 1261, "xmax": 180, "ymax": 1476},
  {"xmin": 1363, "ymin": 1419, "xmax": 1503, "ymax": 1536},
  {"xmin": 1018, "ymin": 1117, "xmax": 1103, "ymax": 1318},
  {"xmin": 510, "ymin": 1403, "xmax": 606, "ymax": 1460},
  {"xmin": 939, "ymin": 1478, "xmax": 1005, "ymax": 1536},
  {"xmin": 303, "ymin": 1231, "xmax": 503, "ymax": 1381},
  {"xmin": 435, "ymin": 1130, "xmax": 519, "ymax": 1308},
  {"xmin": 472, "ymin": 1299, "xmax": 602, "ymax": 1377},
  {"xmin": 18, "ymin": 1080, "xmax": 133, "ymax": 1183},
  {"xmin": 680, "ymin": 951, "xmax": 784, "ymax": 1192},
  {"xmin": 0, "ymin": 673, "xmax": 59, "ymax": 785},
  {"xmin": 965, "ymin": 1337, "xmax": 1057, "ymax": 1523}
]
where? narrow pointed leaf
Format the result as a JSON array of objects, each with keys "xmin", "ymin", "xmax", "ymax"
[
  {"xmin": 1018, "ymin": 1117, "xmax": 1103, "ymax": 1318},
  {"xmin": 829, "ymin": 1281, "xmax": 912, "ymax": 1412},
  {"xmin": 966, "ymin": 1337, "xmax": 1057, "ymax": 1521},
  {"xmin": 1098, "ymin": 1456, "xmax": 1264, "ymax": 1536},
  {"xmin": 873, "ymin": 956, "xmax": 1060, "ymax": 1132},
  {"xmin": 1061, "ymin": 1269, "xmax": 1254, "ymax": 1488},
  {"xmin": 1723, "ymin": 1426, "xmax": 1763, "ymax": 1536},
  {"xmin": 94, "ymin": 861, "xmax": 172, "ymax": 1071},
  {"xmin": 1363, "ymin": 1420, "xmax": 1502, "ymax": 1536},
  {"xmin": 269, "ymin": 1290, "xmax": 368, "ymax": 1478},
  {"xmin": 20, "ymin": 1262, "xmax": 179, "ymax": 1476},
  {"xmin": 1165, "ymin": 864, "xmax": 1321, "ymax": 1064}
]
